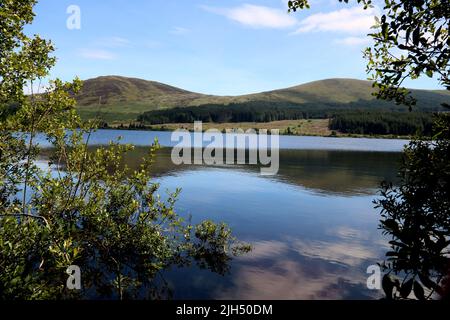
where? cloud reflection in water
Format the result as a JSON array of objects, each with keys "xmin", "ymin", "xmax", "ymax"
[{"xmin": 217, "ymin": 231, "xmax": 385, "ymax": 299}]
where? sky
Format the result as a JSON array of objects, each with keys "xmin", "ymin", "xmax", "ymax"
[{"xmin": 26, "ymin": 0, "xmax": 443, "ymax": 96}]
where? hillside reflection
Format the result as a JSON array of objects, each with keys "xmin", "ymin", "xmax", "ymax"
[
  {"xmin": 120, "ymin": 147, "xmax": 401, "ymax": 196},
  {"xmin": 38, "ymin": 146, "xmax": 400, "ymax": 299}
]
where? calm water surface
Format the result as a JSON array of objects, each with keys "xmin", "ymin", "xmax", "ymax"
[
  {"xmin": 41, "ymin": 130, "xmax": 406, "ymax": 299},
  {"xmin": 37, "ymin": 129, "xmax": 408, "ymax": 152}
]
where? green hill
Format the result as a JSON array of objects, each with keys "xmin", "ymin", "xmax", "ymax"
[
  {"xmin": 77, "ymin": 75, "xmax": 203, "ymax": 108},
  {"xmin": 75, "ymin": 76, "xmax": 449, "ymax": 123},
  {"xmin": 243, "ymin": 78, "xmax": 449, "ymax": 107}
]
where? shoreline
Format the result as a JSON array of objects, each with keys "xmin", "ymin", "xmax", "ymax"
[{"xmin": 98, "ymin": 124, "xmax": 414, "ymax": 140}]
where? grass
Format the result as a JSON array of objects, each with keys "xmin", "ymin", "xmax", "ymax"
[
  {"xmin": 77, "ymin": 104, "xmax": 151, "ymax": 123},
  {"xmin": 111, "ymin": 119, "xmax": 333, "ymax": 136},
  {"xmin": 105, "ymin": 119, "xmax": 413, "ymax": 139}
]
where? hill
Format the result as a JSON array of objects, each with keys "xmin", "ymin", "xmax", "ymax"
[
  {"xmin": 241, "ymin": 78, "xmax": 449, "ymax": 108},
  {"xmin": 75, "ymin": 76, "xmax": 449, "ymax": 123},
  {"xmin": 76, "ymin": 75, "xmax": 207, "ymax": 107}
]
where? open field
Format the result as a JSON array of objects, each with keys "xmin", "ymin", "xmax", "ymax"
[
  {"xmin": 147, "ymin": 119, "xmax": 333, "ymax": 136},
  {"xmin": 112, "ymin": 119, "xmax": 333, "ymax": 136},
  {"xmin": 107, "ymin": 119, "xmax": 414, "ymax": 139}
]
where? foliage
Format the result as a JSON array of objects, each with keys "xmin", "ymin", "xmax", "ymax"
[
  {"xmin": 137, "ymin": 100, "xmax": 438, "ymax": 126},
  {"xmin": 289, "ymin": 0, "xmax": 449, "ymax": 109},
  {"xmin": 364, "ymin": 0, "xmax": 449, "ymax": 109},
  {"xmin": 330, "ymin": 111, "xmax": 434, "ymax": 136},
  {"xmin": 138, "ymin": 102, "xmax": 320, "ymax": 124},
  {"xmin": 374, "ymin": 115, "xmax": 450, "ymax": 300},
  {"xmin": 0, "ymin": 0, "xmax": 250, "ymax": 300},
  {"xmin": 288, "ymin": 0, "xmax": 373, "ymax": 11},
  {"xmin": 289, "ymin": 0, "xmax": 450, "ymax": 300}
]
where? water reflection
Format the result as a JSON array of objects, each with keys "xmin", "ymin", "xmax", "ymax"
[
  {"xmin": 214, "ymin": 229, "xmax": 388, "ymax": 299},
  {"xmin": 122, "ymin": 147, "xmax": 401, "ymax": 196},
  {"xmin": 149, "ymin": 165, "xmax": 394, "ymax": 299},
  {"xmin": 276, "ymin": 150, "xmax": 400, "ymax": 195},
  {"xmin": 91, "ymin": 146, "xmax": 398, "ymax": 299},
  {"xmin": 38, "ymin": 141, "xmax": 401, "ymax": 299}
]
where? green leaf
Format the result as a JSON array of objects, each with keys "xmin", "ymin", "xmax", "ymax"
[
  {"xmin": 381, "ymin": 219, "xmax": 399, "ymax": 232},
  {"xmin": 418, "ymin": 273, "xmax": 436, "ymax": 290},
  {"xmin": 400, "ymin": 278, "xmax": 414, "ymax": 299},
  {"xmin": 382, "ymin": 274, "xmax": 395, "ymax": 299},
  {"xmin": 412, "ymin": 27, "xmax": 420, "ymax": 46},
  {"xmin": 413, "ymin": 281, "xmax": 425, "ymax": 300},
  {"xmin": 386, "ymin": 251, "xmax": 398, "ymax": 257}
]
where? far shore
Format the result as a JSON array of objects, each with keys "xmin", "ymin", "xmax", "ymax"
[{"xmin": 100, "ymin": 119, "xmax": 414, "ymax": 140}]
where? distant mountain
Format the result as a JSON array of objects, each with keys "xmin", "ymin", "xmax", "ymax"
[
  {"xmin": 76, "ymin": 76, "xmax": 205, "ymax": 107},
  {"xmin": 75, "ymin": 76, "xmax": 449, "ymax": 123}
]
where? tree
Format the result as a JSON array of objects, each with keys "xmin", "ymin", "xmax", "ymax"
[
  {"xmin": 289, "ymin": 0, "xmax": 449, "ymax": 299},
  {"xmin": 289, "ymin": 0, "xmax": 449, "ymax": 107},
  {"xmin": 0, "ymin": 0, "xmax": 250, "ymax": 300},
  {"xmin": 375, "ymin": 124, "xmax": 450, "ymax": 300}
]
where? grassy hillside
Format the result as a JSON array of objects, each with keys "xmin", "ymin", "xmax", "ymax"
[
  {"xmin": 76, "ymin": 76, "xmax": 204, "ymax": 106},
  {"xmin": 75, "ymin": 76, "xmax": 449, "ymax": 123},
  {"xmin": 243, "ymin": 78, "xmax": 449, "ymax": 108},
  {"xmin": 76, "ymin": 76, "xmax": 230, "ymax": 122},
  {"xmin": 244, "ymin": 79, "xmax": 377, "ymax": 104}
]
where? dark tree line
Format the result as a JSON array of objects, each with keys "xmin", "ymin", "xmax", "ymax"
[
  {"xmin": 137, "ymin": 100, "xmax": 437, "ymax": 136},
  {"xmin": 330, "ymin": 112, "xmax": 435, "ymax": 136},
  {"xmin": 137, "ymin": 100, "xmax": 438, "ymax": 125},
  {"xmin": 137, "ymin": 101, "xmax": 328, "ymax": 124}
]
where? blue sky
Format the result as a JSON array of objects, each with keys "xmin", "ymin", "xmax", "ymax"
[{"xmin": 27, "ymin": 0, "xmax": 442, "ymax": 95}]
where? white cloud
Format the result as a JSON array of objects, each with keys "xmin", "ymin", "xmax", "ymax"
[
  {"xmin": 202, "ymin": 4, "xmax": 298, "ymax": 29},
  {"xmin": 334, "ymin": 36, "xmax": 371, "ymax": 46},
  {"xmin": 96, "ymin": 36, "xmax": 130, "ymax": 48},
  {"xmin": 79, "ymin": 49, "xmax": 116, "ymax": 60},
  {"xmin": 293, "ymin": 6, "xmax": 379, "ymax": 35},
  {"xmin": 292, "ymin": 239, "xmax": 377, "ymax": 266},
  {"xmin": 143, "ymin": 40, "xmax": 162, "ymax": 49},
  {"xmin": 170, "ymin": 26, "xmax": 190, "ymax": 35}
]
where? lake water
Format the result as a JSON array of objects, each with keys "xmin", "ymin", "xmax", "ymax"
[
  {"xmin": 41, "ymin": 130, "xmax": 408, "ymax": 299},
  {"xmin": 36, "ymin": 129, "xmax": 408, "ymax": 152}
]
